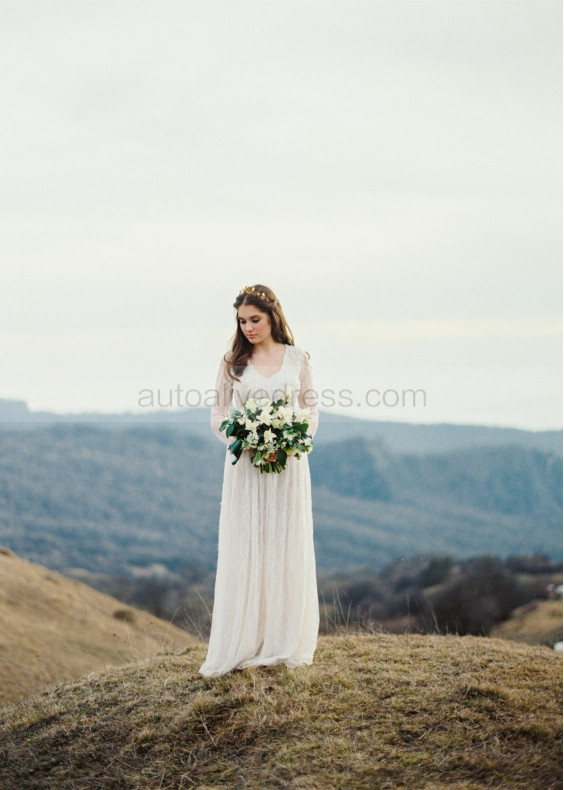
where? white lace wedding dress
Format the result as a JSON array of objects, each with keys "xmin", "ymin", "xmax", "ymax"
[{"xmin": 199, "ymin": 343, "xmax": 320, "ymax": 676}]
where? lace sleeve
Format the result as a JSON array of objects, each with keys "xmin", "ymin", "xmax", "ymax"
[
  {"xmin": 298, "ymin": 349, "xmax": 319, "ymax": 441},
  {"xmin": 210, "ymin": 357, "xmax": 234, "ymax": 448}
]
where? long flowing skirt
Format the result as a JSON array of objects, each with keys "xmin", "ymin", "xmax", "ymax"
[{"xmin": 199, "ymin": 450, "xmax": 319, "ymax": 676}]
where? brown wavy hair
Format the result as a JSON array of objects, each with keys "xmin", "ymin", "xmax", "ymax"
[{"xmin": 222, "ymin": 284, "xmax": 296, "ymax": 383}]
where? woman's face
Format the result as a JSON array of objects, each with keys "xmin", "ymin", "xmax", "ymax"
[{"xmin": 237, "ymin": 303, "xmax": 272, "ymax": 344}]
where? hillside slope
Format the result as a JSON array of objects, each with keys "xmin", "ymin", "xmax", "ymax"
[
  {"xmin": 0, "ymin": 548, "xmax": 196, "ymax": 706},
  {"xmin": 490, "ymin": 598, "xmax": 563, "ymax": 646},
  {"xmin": 0, "ymin": 633, "xmax": 561, "ymax": 789}
]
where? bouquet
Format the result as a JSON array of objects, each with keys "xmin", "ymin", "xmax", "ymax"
[{"xmin": 220, "ymin": 388, "xmax": 313, "ymax": 474}]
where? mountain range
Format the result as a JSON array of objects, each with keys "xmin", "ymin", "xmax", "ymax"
[{"xmin": 0, "ymin": 402, "xmax": 560, "ymax": 579}]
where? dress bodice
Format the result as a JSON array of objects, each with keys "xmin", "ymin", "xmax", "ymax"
[
  {"xmin": 210, "ymin": 344, "xmax": 319, "ymax": 447},
  {"xmin": 235, "ymin": 344, "xmax": 298, "ymax": 409}
]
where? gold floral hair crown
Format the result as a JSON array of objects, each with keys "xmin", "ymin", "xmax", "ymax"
[{"xmin": 238, "ymin": 286, "xmax": 276, "ymax": 304}]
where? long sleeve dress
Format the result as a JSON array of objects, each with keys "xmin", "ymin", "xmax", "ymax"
[{"xmin": 199, "ymin": 343, "xmax": 320, "ymax": 676}]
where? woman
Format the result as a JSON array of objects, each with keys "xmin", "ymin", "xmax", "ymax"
[{"xmin": 199, "ymin": 284, "xmax": 320, "ymax": 676}]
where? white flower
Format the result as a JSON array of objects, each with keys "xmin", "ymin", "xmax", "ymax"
[
  {"xmin": 294, "ymin": 407, "xmax": 310, "ymax": 423},
  {"xmin": 257, "ymin": 409, "xmax": 273, "ymax": 425},
  {"xmin": 245, "ymin": 397, "xmax": 257, "ymax": 412},
  {"xmin": 264, "ymin": 428, "xmax": 276, "ymax": 443},
  {"xmin": 277, "ymin": 405, "xmax": 294, "ymax": 424}
]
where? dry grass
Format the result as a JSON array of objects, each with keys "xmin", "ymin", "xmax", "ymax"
[
  {"xmin": 1, "ymin": 631, "xmax": 561, "ymax": 789},
  {"xmin": 490, "ymin": 598, "xmax": 563, "ymax": 647},
  {"xmin": 0, "ymin": 550, "xmax": 196, "ymax": 705}
]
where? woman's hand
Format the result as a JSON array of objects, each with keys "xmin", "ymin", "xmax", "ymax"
[
  {"xmin": 246, "ymin": 448, "xmax": 293, "ymax": 463},
  {"xmin": 266, "ymin": 448, "xmax": 294, "ymax": 462},
  {"xmin": 245, "ymin": 448, "xmax": 277, "ymax": 462}
]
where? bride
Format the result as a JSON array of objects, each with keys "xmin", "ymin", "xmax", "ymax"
[{"xmin": 199, "ymin": 284, "xmax": 320, "ymax": 676}]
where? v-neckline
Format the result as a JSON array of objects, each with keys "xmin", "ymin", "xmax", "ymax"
[{"xmin": 248, "ymin": 344, "xmax": 288, "ymax": 380}]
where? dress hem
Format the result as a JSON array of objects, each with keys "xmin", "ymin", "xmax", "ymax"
[{"xmin": 199, "ymin": 654, "xmax": 315, "ymax": 677}]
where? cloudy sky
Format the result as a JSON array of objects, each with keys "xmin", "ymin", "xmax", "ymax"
[{"xmin": 1, "ymin": 0, "xmax": 561, "ymax": 429}]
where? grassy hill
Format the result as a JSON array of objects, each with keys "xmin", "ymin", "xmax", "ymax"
[
  {"xmin": 490, "ymin": 598, "xmax": 563, "ymax": 647},
  {"xmin": 0, "ymin": 548, "xmax": 196, "ymax": 706},
  {"xmin": 0, "ymin": 633, "xmax": 561, "ymax": 790}
]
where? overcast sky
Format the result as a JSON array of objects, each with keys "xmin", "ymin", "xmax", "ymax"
[{"xmin": 1, "ymin": 0, "xmax": 561, "ymax": 430}]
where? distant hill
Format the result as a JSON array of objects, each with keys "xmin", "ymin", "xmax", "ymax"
[
  {"xmin": 0, "ymin": 424, "xmax": 560, "ymax": 578},
  {"xmin": 490, "ymin": 598, "xmax": 563, "ymax": 647},
  {"xmin": 0, "ymin": 631, "xmax": 561, "ymax": 789},
  {"xmin": 0, "ymin": 548, "xmax": 196, "ymax": 706},
  {"xmin": 0, "ymin": 396, "xmax": 561, "ymax": 456}
]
